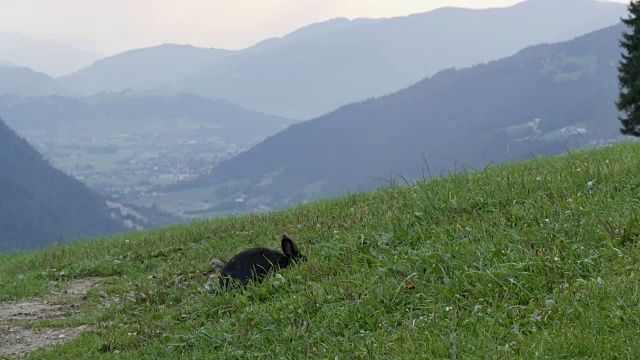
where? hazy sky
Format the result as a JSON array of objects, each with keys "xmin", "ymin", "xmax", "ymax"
[{"xmin": 0, "ymin": 0, "xmax": 630, "ymax": 55}]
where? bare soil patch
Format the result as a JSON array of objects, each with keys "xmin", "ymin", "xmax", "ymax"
[
  {"xmin": 0, "ymin": 325, "xmax": 88, "ymax": 358},
  {"xmin": 0, "ymin": 277, "xmax": 108, "ymax": 358},
  {"xmin": 0, "ymin": 301, "xmax": 76, "ymax": 323}
]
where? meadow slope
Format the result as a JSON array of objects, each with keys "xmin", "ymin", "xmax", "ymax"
[{"xmin": 1, "ymin": 142, "xmax": 640, "ymax": 358}]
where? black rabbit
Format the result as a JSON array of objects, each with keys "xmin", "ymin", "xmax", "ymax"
[{"xmin": 219, "ymin": 234, "xmax": 305, "ymax": 289}]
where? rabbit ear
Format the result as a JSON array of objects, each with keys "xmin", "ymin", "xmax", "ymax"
[{"xmin": 281, "ymin": 234, "xmax": 299, "ymax": 257}]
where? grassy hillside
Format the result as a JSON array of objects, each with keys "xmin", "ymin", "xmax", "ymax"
[{"xmin": 1, "ymin": 142, "xmax": 640, "ymax": 358}]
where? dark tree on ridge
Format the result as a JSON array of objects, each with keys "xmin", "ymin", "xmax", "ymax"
[{"xmin": 618, "ymin": 0, "xmax": 640, "ymax": 136}]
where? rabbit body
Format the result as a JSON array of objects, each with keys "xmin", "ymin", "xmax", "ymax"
[{"xmin": 219, "ymin": 234, "xmax": 304, "ymax": 289}]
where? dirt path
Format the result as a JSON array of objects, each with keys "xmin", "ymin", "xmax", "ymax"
[{"xmin": 0, "ymin": 277, "xmax": 109, "ymax": 358}]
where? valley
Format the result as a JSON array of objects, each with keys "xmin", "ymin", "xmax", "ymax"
[
  {"xmin": 0, "ymin": 92, "xmax": 293, "ymax": 218},
  {"xmin": 24, "ymin": 126, "xmax": 234, "ymax": 214}
]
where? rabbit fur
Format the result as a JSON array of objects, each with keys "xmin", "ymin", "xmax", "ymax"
[{"xmin": 219, "ymin": 234, "xmax": 305, "ymax": 289}]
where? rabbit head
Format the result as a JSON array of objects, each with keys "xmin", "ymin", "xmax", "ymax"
[{"xmin": 281, "ymin": 234, "xmax": 305, "ymax": 263}]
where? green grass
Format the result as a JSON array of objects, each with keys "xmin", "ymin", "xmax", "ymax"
[{"xmin": 2, "ymin": 142, "xmax": 640, "ymax": 358}]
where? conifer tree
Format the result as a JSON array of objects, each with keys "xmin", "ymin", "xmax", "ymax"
[{"xmin": 618, "ymin": 1, "xmax": 640, "ymax": 136}]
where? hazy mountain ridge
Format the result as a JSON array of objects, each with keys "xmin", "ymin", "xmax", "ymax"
[
  {"xmin": 59, "ymin": 45, "xmax": 234, "ymax": 95},
  {"xmin": 0, "ymin": 66, "xmax": 72, "ymax": 97},
  {"xmin": 247, "ymin": 17, "xmax": 382, "ymax": 52},
  {"xmin": 0, "ymin": 117, "xmax": 125, "ymax": 252},
  {"xmin": 0, "ymin": 31, "xmax": 100, "ymax": 77},
  {"xmin": 60, "ymin": 0, "xmax": 627, "ymax": 119},
  {"xmin": 171, "ymin": 23, "xmax": 626, "ymax": 215}
]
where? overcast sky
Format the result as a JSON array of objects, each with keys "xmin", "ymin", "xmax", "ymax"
[{"xmin": 0, "ymin": 0, "xmax": 630, "ymax": 55}]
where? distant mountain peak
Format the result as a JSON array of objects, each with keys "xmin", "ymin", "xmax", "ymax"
[
  {"xmin": 514, "ymin": 0, "xmax": 606, "ymax": 7},
  {"xmin": 250, "ymin": 16, "xmax": 380, "ymax": 50},
  {"xmin": 60, "ymin": 0, "xmax": 626, "ymax": 118},
  {"xmin": 0, "ymin": 60, "xmax": 16, "ymax": 67},
  {"xmin": 59, "ymin": 43, "xmax": 233, "ymax": 94},
  {"xmin": 0, "ymin": 65, "xmax": 71, "ymax": 96},
  {"xmin": 0, "ymin": 31, "xmax": 100, "ymax": 77}
]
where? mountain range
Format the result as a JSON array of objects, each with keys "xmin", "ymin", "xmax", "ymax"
[
  {"xmin": 58, "ymin": 45, "xmax": 232, "ymax": 97},
  {"xmin": 0, "ymin": 65, "xmax": 71, "ymax": 97},
  {"xmin": 169, "ymin": 22, "xmax": 626, "ymax": 215},
  {"xmin": 0, "ymin": 32, "xmax": 100, "ymax": 77},
  {"xmin": 0, "ymin": 117, "xmax": 124, "ymax": 252},
  {"xmin": 59, "ymin": 0, "xmax": 627, "ymax": 119}
]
